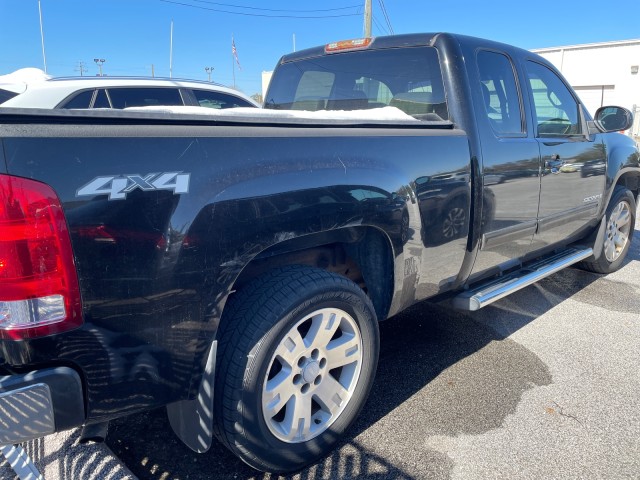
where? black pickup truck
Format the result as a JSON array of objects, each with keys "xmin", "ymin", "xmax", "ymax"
[{"xmin": 0, "ymin": 33, "xmax": 638, "ymax": 473}]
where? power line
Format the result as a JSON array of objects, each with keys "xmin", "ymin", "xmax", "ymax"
[
  {"xmin": 377, "ymin": 0, "xmax": 393, "ymax": 35},
  {"xmin": 372, "ymin": 15, "xmax": 389, "ymax": 36},
  {"xmin": 190, "ymin": 0, "xmax": 362, "ymax": 13},
  {"xmin": 159, "ymin": 0, "xmax": 361, "ymax": 18}
]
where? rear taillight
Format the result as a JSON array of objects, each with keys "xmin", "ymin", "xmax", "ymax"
[{"xmin": 0, "ymin": 174, "xmax": 82, "ymax": 339}]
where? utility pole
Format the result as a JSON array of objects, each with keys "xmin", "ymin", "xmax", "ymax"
[
  {"xmin": 75, "ymin": 61, "xmax": 88, "ymax": 76},
  {"xmin": 93, "ymin": 58, "xmax": 106, "ymax": 76},
  {"xmin": 205, "ymin": 66, "xmax": 214, "ymax": 82},
  {"xmin": 150, "ymin": 64, "xmax": 155, "ymax": 77},
  {"xmin": 364, "ymin": 0, "xmax": 372, "ymax": 37}
]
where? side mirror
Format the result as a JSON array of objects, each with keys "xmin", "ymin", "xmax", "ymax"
[{"xmin": 594, "ymin": 106, "xmax": 633, "ymax": 133}]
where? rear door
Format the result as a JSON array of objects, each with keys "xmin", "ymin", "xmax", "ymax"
[{"xmin": 469, "ymin": 49, "xmax": 542, "ymax": 276}]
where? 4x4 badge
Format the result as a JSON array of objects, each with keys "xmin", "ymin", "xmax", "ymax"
[{"xmin": 76, "ymin": 172, "xmax": 190, "ymax": 200}]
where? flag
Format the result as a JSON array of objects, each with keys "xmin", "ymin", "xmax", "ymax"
[{"xmin": 232, "ymin": 38, "xmax": 242, "ymax": 70}]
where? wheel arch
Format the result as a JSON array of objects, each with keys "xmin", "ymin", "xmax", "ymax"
[
  {"xmin": 604, "ymin": 135, "xmax": 640, "ymax": 207},
  {"xmin": 614, "ymin": 170, "xmax": 640, "ymax": 201},
  {"xmin": 230, "ymin": 226, "xmax": 396, "ymax": 323}
]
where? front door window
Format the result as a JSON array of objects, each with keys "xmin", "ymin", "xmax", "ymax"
[{"xmin": 526, "ymin": 61, "xmax": 581, "ymax": 137}]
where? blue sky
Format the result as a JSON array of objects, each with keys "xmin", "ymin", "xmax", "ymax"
[{"xmin": 1, "ymin": 0, "xmax": 638, "ymax": 96}]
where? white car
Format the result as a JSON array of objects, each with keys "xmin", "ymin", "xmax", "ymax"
[{"xmin": 0, "ymin": 76, "xmax": 259, "ymax": 110}]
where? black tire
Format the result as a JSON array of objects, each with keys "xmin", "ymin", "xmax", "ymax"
[
  {"xmin": 580, "ymin": 186, "xmax": 636, "ymax": 274},
  {"xmin": 213, "ymin": 265, "xmax": 379, "ymax": 473}
]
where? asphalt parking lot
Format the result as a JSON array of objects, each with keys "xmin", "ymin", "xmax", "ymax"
[{"xmin": 2, "ymin": 215, "xmax": 639, "ymax": 480}]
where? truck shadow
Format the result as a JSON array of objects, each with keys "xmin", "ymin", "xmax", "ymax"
[{"xmin": 106, "ymin": 227, "xmax": 640, "ymax": 479}]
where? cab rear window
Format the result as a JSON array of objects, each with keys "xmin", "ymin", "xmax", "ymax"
[{"xmin": 265, "ymin": 46, "xmax": 448, "ymax": 121}]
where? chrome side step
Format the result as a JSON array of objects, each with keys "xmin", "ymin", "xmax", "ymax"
[{"xmin": 453, "ymin": 247, "xmax": 593, "ymax": 311}]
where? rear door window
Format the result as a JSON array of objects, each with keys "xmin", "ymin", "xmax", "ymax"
[
  {"xmin": 477, "ymin": 50, "xmax": 524, "ymax": 135},
  {"xmin": 106, "ymin": 87, "xmax": 184, "ymax": 109}
]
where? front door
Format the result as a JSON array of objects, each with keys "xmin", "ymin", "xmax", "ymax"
[{"xmin": 524, "ymin": 60, "xmax": 606, "ymax": 249}]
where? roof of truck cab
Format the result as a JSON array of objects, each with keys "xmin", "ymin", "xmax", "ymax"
[
  {"xmin": 279, "ymin": 33, "xmax": 440, "ymax": 64},
  {"xmin": 277, "ymin": 32, "xmax": 539, "ymax": 65}
]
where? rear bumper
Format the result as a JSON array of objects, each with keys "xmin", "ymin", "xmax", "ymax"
[{"xmin": 0, "ymin": 367, "xmax": 85, "ymax": 445}]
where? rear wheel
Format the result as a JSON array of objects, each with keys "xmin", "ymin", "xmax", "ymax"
[
  {"xmin": 580, "ymin": 186, "xmax": 636, "ymax": 274},
  {"xmin": 213, "ymin": 265, "xmax": 379, "ymax": 473}
]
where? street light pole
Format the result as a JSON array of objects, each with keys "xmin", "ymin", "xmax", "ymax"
[
  {"xmin": 38, "ymin": 0, "xmax": 47, "ymax": 73},
  {"xmin": 169, "ymin": 20, "xmax": 174, "ymax": 79},
  {"xmin": 93, "ymin": 58, "xmax": 106, "ymax": 76},
  {"xmin": 205, "ymin": 66, "xmax": 214, "ymax": 82}
]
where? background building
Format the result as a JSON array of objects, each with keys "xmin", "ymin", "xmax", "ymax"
[{"xmin": 261, "ymin": 71, "xmax": 273, "ymax": 99}]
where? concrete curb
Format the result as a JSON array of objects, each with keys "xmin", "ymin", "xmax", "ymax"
[{"xmin": 0, "ymin": 428, "xmax": 137, "ymax": 480}]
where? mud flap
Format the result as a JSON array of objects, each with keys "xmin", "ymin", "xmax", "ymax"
[
  {"xmin": 166, "ymin": 341, "xmax": 217, "ymax": 453},
  {"xmin": 588, "ymin": 215, "xmax": 607, "ymax": 262}
]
